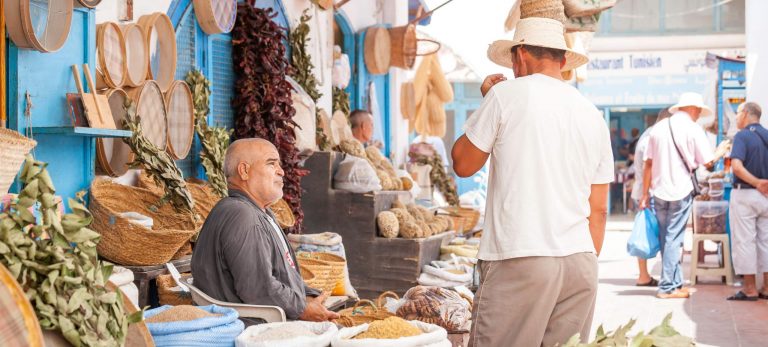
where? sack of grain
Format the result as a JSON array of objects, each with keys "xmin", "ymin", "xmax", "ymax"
[
  {"xmin": 144, "ymin": 305, "xmax": 244, "ymax": 347},
  {"xmin": 331, "ymin": 319, "xmax": 449, "ymax": 347},
  {"xmin": 235, "ymin": 321, "xmax": 337, "ymax": 347}
]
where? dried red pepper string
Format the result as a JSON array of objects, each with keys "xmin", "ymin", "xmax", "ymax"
[{"xmin": 233, "ymin": 4, "xmax": 307, "ymax": 233}]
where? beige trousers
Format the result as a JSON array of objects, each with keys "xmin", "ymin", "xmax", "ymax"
[
  {"xmin": 730, "ymin": 189, "xmax": 768, "ymax": 275},
  {"xmin": 469, "ymin": 252, "xmax": 598, "ymax": 347}
]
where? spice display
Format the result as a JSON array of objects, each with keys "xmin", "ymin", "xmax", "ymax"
[
  {"xmin": 123, "ymin": 104, "xmax": 196, "ymax": 217},
  {"xmin": 409, "ymin": 146, "xmax": 459, "ymax": 206},
  {"xmin": 145, "ymin": 305, "xmax": 220, "ymax": 323},
  {"xmin": 353, "ymin": 317, "xmax": 422, "ymax": 339},
  {"xmin": 249, "ymin": 324, "xmax": 317, "ymax": 342},
  {"xmin": 396, "ymin": 286, "xmax": 470, "ymax": 331},
  {"xmin": 0, "ymin": 156, "xmax": 142, "ymax": 346},
  {"xmin": 377, "ymin": 211, "xmax": 399, "ymax": 238},
  {"xmin": 233, "ymin": 5, "xmax": 308, "ymax": 233},
  {"xmin": 186, "ymin": 69, "xmax": 232, "ymax": 198}
]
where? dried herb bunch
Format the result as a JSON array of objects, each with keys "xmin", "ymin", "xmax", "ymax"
[
  {"xmin": 410, "ymin": 151, "xmax": 459, "ymax": 206},
  {"xmin": 122, "ymin": 101, "xmax": 196, "ymax": 216},
  {"xmin": 233, "ymin": 4, "xmax": 307, "ymax": 233},
  {"xmin": 332, "ymin": 86, "xmax": 351, "ymax": 119},
  {"xmin": 0, "ymin": 156, "xmax": 142, "ymax": 346},
  {"xmin": 186, "ymin": 69, "xmax": 232, "ymax": 198},
  {"xmin": 288, "ymin": 8, "xmax": 331, "ymax": 151}
]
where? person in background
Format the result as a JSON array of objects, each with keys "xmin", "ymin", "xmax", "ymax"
[
  {"xmin": 349, "ymin": 109, "xmax": 383, "ymax": 149},
  {"xmin": 639, "ymin": 92, "xmax": 729, "ymax": 299},
  {"xmin": 452, "ymin": 18, "xmax": 612, "ymax": 346},
  {"xmin": 631, "ymin": 108, "xmax": 671, "ymax": 287},
  {"xmin": 192, "ymin": 138, "xmax": 339, "ymax": 323},
  {"xmin": 726, "ymin": 102, "xmax": 768, "ymax": 301}
]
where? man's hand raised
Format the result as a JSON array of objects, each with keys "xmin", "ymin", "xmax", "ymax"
[
  {"xmin": 480, "ymin": 74, "xmax": 507, "ymax": 97},
  {"xmin": 298, "ymin": 291, "xmax": 340, "ymax": 322}
]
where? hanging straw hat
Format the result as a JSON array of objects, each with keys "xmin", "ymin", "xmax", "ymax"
[
  {"xmin": 520, "ymin": 0, "xmax": 566, "ymax": 23},
  {"xmin": 487, "ymin": 17, "xmax": 589, "ymax": 71},
  {"xmin": 668, "ymin": 92, "xmax": 713, "ymax": 117}
]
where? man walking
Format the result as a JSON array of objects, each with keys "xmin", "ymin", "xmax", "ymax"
[
  {"xmin": 452, "ymin": 18, "xmax": 613, "ymax": 346},
  {"xmin": 640, "ymin": 92, "xmax": 728, "ymax": 299},
  {"xmin": 726, "ymin": 102, "xmax": 768, "ymax": 301}
]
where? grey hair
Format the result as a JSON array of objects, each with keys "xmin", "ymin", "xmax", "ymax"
[
  {"xmin": 349, "ymin": 109, "xmax": 372, "ymax": 129},
  {"xmin": 223, "ymin": 138, "xmax": 270, "ymax": 180},
  {"xmin": 742, "ymin": 102, "xmax": 762, "ymax": 119}
]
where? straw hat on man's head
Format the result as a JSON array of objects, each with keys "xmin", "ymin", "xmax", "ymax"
[
  {"xmin": 487, "ymin": 17, "xmax": 589, "ymax": 72},
  {"xmin": 668, "ymin": 92, "xmax": 713, "ymax": 117}
]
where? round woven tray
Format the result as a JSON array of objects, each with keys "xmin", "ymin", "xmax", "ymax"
[
  {"xmin": 126, "ymin": 80, "xmax": 168, "ymax": 151},
  {"xmin": 120, "ymin": 23, "xmax": 149, "ymax": 88},
  {"xmin": 138, "ymin": 13, "xmax": 177, "ymax": 93},
  {"xmin": 96, "ymin": 22, "xmax": 127, "ymax": 89},
  {"xmin": 5, "ymin": 0, "xmax": 73, "ymax": 52},
  {"xmin": 0, "ymin": 263, "xmax": 44, "ymax": 347},
  {"xmin": 164, "ymin": 80, "xmax": 195, "ymax": 160},
  {"xmin": 193, "ymin": 0, "xmax": 237, "ymax": 35},
  {"xmin": 268, "ymin": 198, "xmax": 296, "ymax": 229},
  {"xmin": 96, "ymin": 88, "xmax": 133, "ymax": 177},
  {"xmin": 364, "ymin": 26, "xmax": 391, "ymax": 75}
]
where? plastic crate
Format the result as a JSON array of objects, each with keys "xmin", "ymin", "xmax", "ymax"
[{"xmin": 693, "ymin": 200, "xmax": 729, "ymax": 234}]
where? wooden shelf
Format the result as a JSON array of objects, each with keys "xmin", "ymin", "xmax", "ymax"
[{"xmin": 31, "ymin": 126, "xmax": 131, "ymax": 138}]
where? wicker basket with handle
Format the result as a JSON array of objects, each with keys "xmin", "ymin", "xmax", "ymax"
[{"xmin": 335, "ymin": 291, "xmax": 399, "ymax": 327}]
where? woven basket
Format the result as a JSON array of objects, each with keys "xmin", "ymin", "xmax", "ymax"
[
  {"xmin": 364, "ymin": 26, "xmax": 391, "ymax": 75},
  {"xmin": 0, "ymin": 129, "xmax": 37, "ymax": 195},
  {"xmin": 298, "ymin": 258, "xmax": 343, "ymax": 292},
  {"xmin": 156, "ymin": 274, "xmax": 193, "ymax": 306},
  {"xmin": 443, "ymin": 206, "xmax": 480, "ymax": 234},
  {"xmin": 336, "ymin": 291, "xmax": 398, "ymax": 327},
  {"xmin": 90, "ymin": 179, "xmax": 197, "ymax": 266},
  {"xmin": 389, "ymin": 24, "xmax": 417, "ymax": 69},
  {"xmin": 137, "ymin": 173, "xmax": 221, "ymax": 219},
  {"xmin": 268, "ymin": 199, "xmax": 296, "ymax": 229},
  {"xmin": 520, "ymin": 0, "xmax": 566, "ymax": 23}
]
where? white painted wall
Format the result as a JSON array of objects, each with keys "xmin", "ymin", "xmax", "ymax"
[
  {"xmin": 746, "ymin": 0, "xmax": 768, "ymax": 127},
  {"xmin": 95, "ymin": 0, "xmax": 173, "ymax": 23}
]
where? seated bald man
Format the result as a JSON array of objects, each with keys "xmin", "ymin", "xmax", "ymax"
[{"xmin": 192, "ymin": 138, "xmax": 339, "ymax": 322}]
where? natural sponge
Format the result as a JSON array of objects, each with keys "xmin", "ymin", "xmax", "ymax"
[{"xmin": 377, "ymin": 211, "xmax": 399, "ymax": 238}]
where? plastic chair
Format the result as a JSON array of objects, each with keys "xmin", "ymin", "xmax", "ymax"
[{"xmin": 184, "ymin": 277, "xmax": 287, "ymax": 323}]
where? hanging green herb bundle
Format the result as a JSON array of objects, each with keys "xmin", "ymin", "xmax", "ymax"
[
  {"xmin": 409, "ymin": 150, "xmax": 459, "ymax": 206},
  {"xmin": 122, "ymin": 102, "xmax": 196, "ymax": 216},
  {"xmin": 288, "ymin": 9, "xmax": 331, "ymax": 151},
  {"xmin": 186, "ymin": 69, "xmax": 232, "ymax": 198},
  {"xmin": 332, "ymin": 86, "xmax": 351, "ymax": 119},
  {"xmin": 233, "ymin": 4, "xmax": 307, "ymax": 233},
  {"xmin": 0, "ymin": 156, "xmax": 142, "ymax": 346}
]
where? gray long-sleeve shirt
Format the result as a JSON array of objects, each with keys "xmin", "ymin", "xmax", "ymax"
[{"xmin": 191, "ymin": 189, "xmax": 320, "ymax": 319}]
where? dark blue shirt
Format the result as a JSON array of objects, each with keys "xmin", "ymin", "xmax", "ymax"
[{"xmin": 731, "ymin": 123, "xmax": 768, "ymax": 187}]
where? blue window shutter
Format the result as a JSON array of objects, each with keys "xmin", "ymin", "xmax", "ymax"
[{"xmin": 173, "ymin": 5, "xmax": 199, "ymax": 178}]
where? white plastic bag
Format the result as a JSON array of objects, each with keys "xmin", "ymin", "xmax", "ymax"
[
  {"xmin": 332, "ymin": 46, "xmax": 351, "ymax": 89},
  {"xmin": 418, "ymin": 264, "xmax": 473, "ymax": 287},
  {"xmin": 236, "ymin": 321, "xmax": 337, "ymax": 347},
  {"xmin": 333, "ymin": 156, "xmax": 382, "ymax": 193},
  {"xmin": 331, "ymin": 320, "xmax": 449, "ymax": 347},
  {"xmin": 118, "ymin": 211, "xmax": 153, "ymax": 228}
]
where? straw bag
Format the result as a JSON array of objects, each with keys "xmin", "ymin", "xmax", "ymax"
[
  {"xmin": 297, "ymin": 253, "xmax": 346, "ymax": 291},
  {"xmin": 156, "ymin": 274, "xmax": 193, "ymax": 306},
  {"xmin": 268, "ymin": 199, "xmax": 296, "ymax": 229},
  {"xmin": 519, "ymin": 0, "xmax": 566, "ymax": 23},
  {"xmin": 442, "ymin": 207, "xmax": 479, "ymax": 234},
  {"xmin": 90, "ymin": 179, "xmax": 197, "ymax": 266},
  {"xmin": 335, "ymin": 291, "xmax": 399, "ymax": 327},
  {"xmin": 0, "ymin": 129, "xmax": 37, "ymax": 195}
]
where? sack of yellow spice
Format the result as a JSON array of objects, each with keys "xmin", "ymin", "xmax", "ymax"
[{"xmin": 332, "ymin": 317, "xmax": 450, "ymax": 346}]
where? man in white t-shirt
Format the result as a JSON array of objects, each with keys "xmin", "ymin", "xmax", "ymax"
[
  {"xmin": 639, "ymin": 93, "xmax": 729, "ymax": 299},
  {"xmin": 451, "ymin": 18, "xmax": 613, "ymax": 347}
]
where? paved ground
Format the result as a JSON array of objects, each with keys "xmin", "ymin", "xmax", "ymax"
[{"xmin": 593, "ymin": 217, "xmax": 768, "ymax": 347}]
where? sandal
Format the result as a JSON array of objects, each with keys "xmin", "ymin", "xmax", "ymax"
[
  {"xmin": 636, "ymin": 278, "xmax": 658, "ymax": 287},
  {"xmin": 726, "ymin": 291, "xmax": 758, "ymax": 301}
]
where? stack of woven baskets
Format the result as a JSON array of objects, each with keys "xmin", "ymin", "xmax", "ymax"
[
  {"xmin": 297, "ymin": 252, "xmax": 346, "ymax": 293},
  {"xmin": 442, "ymin": 206, "xmax": 480, "ymax": 234}
]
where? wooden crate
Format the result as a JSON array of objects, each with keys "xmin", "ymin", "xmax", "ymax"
[{"xmin": 302, "ymin": 151, "xmax": 454, "ymax": 299}]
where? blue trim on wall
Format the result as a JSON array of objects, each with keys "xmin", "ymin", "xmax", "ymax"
[{"xmin": 333, "ymin": 12, "xmax": 357, "ymax": 110}]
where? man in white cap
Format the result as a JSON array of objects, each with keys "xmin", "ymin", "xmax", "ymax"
[
  {"xmin": 639, "ymin": 92, "xmax": 729, "ymax": 299},
  {"xmin": 451, "ymin": 17, "xmax": 613, "ymax": 346}
]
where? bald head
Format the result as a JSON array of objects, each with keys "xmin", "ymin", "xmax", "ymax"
[
  {"xmin": 224, "ymin": 138, "xmax": 276, "ymax": 179},
  {"xmin": 350, "ymin": 110, "xmax": 374, "ymax": 143}
]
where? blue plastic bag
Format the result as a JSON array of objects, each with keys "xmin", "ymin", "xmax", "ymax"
[{"xmin": 627, "ymin": 209, "xmax": 660, "ymax": 259}]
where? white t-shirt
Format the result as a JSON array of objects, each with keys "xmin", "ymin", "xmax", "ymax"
[
  {"xmin": 464, "ymin": 74, "xmax": 614, "ymax": 261},
  {"xmin": 644, "ymin": 112, "xmax": 714, "ymax": 201},
  {"xmin": 631, "ymin": 127, "xmax": 653, "ymax": 201}
]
